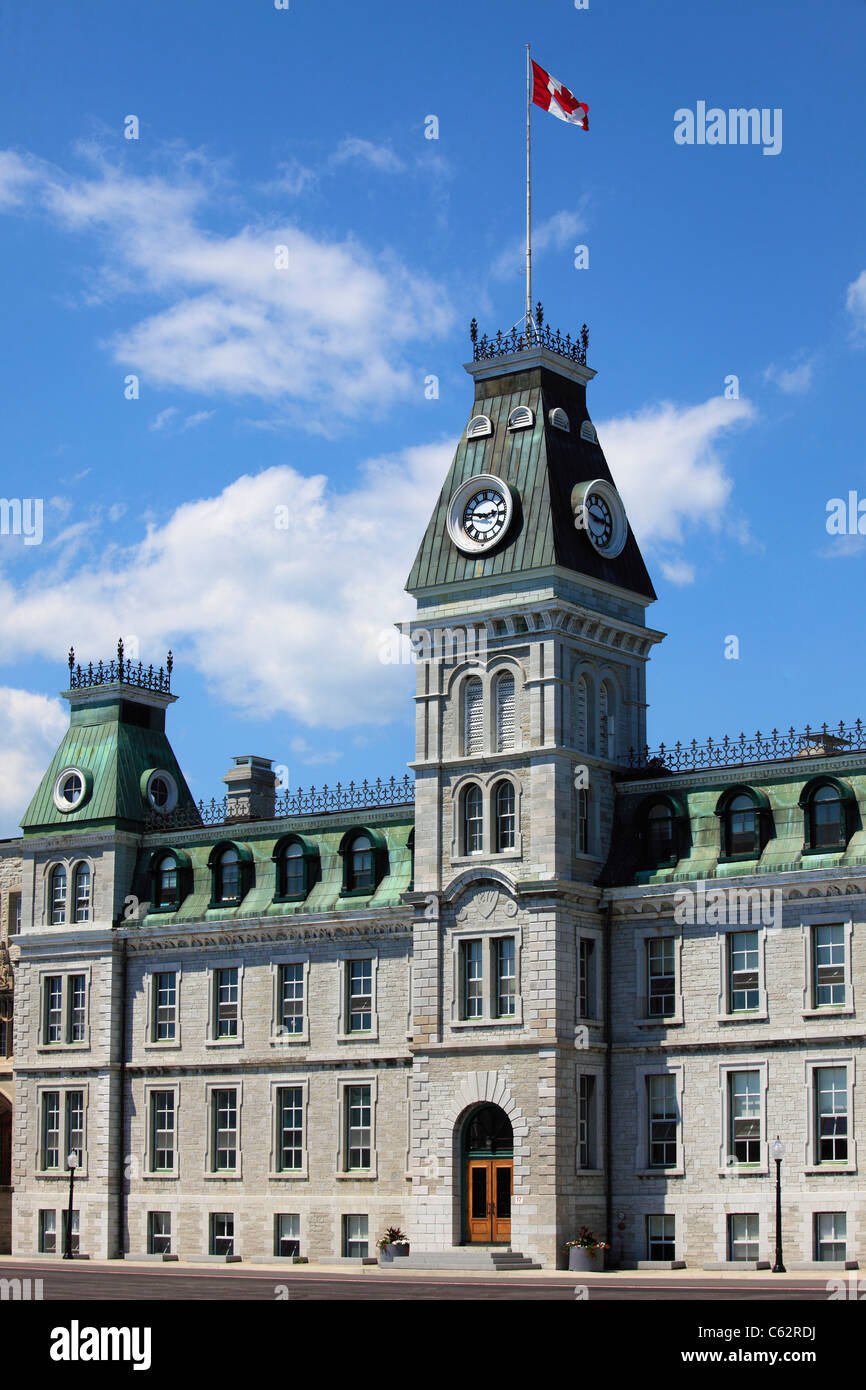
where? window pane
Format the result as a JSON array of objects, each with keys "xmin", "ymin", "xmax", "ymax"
[
  {"xmin": 155, "ymin": 972, "xmax": 177, "ymax": 1040},
  {"xmin": 815, "ymin": 1212, "xmax": 846, "ymax": 1263},
  {"xmin": 213, "ymin": 1089, "xmax": 238, "ymax": 1170},
  {"xmin": 647, "ymin": 937, "xmax": 675, "ymax": 1016},
  {"xmin": 729, "ymin": 1071, "xmax": 761, "ymax": 1164},
  {"xmin": 279, "ymin": 963, "xmax": 304, "ymax": 1034},
  {"xmin": 215, "ymin": 968, "xmax": 239, "ymax": 1038},
  {"xmin": 275, "ymin": 1213, "xmax": 300, "ymax": 1258},
  {"xmin": 814, "ymin": 925, "xmax": 845, "ymax": 1007},
  {"xmin": 45, "ymin": 977, "xmax": 63, "ymax": 1044},
  {"xmin": 210, "ymin": 1212, "xmax": 234, "ymax": 1257},
  {"xmin": 346, "ymin": 1086, "xmax": 371, "ymax": 1170},
  {"xmin": 343, "ymin": 1214, "xmax": 368, "ymax": 1258},
  {"xmin": 464, "ymin": 679, "xmax": 483, "ymax": 755},
  {"xmin": 495, "ymin": 937, "xmax": 516, "ymax": 1017},
  {"xmin": 816, "ymin": 1067, "xmax": 847, "ymax": 1162},
  {"xmin": 729, "ymin": 1213, "xmax": 759, "ymax": 1261},
  {"xmin": 68, "ymin": 975, "xmax": 86, "ymax": 1043},
  {"xmin": 462, "ymin": 940, "xmax": 483, "ymax": 1019},
  {"xmin": 648, "ymin": 1075, "xmax": 677, "ymax": 1167},
  {"xmin": 51, "ymin": 866, "xmax": 67, "ymax": 925},
  {"xmin": 464, "ymin": 785, "xmax": 483, "ymax": 854},
  {"xmin": 73, "ymin": 864, "xmax": 91, "ymax": 923},
  {"xmin": 42, "ymin": 1093, "xmax": 60, "ymax": 1169},
  {"xmin": 278, "ymin": 1086, "xmax": 303, "ymax": 1171},
  {"xmin": 151, "ymin": 1091, "xmax": 175, "ymax": 1171},
  {"xmin": 347, "ymin": 959, "xmax": 372, "ymax": 1032},
  {"xmin": 729, "ymin": 931, "xmax": 759, "ymax": 1011},
  {"xmin": 148, "ymin": 1211, "xmax": 171, "ymax": 1255},
  {"xmin": 495, "ymin": 674, "xmax": 515, "ymax": 752},
  {"xmin": 647, "ymin": 1214, "xmax": 675, "ymax": 1261}
]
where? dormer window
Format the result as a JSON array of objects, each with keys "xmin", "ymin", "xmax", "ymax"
[
  {"xmin": 800, "ymin": 778, "xmax": 854, "ymax": 853},
  {"xmin": 207, "ymin": 842, "xmax": 252, "ymax": 908},
  {"xmin": 340, "ymin": 828, "xmax": 387, "ymax": 896},
  {"xmin": 148, "ymin": 848, "xmax": 191, "ymax": 912},
  {"xmin": 466, "ymin": 414, "xmax": 493, "ymax": 440},
  {"xmin": 638, "ymin": 795, "xmax": 688, "ymax": 869},
  {"xmin": 273, "ymin": 835, "xmax": 320, "ymax": 902},
  {"xmin": 549, "ymin": 407, "xmax": 570, "ymax": 431},
  {"xmin": 580, "ymin": 420, "xmax": 598, "ymax": 442},
  {"xmin": 715, "ymin": 787, "xmax": 771, "ymax": 861},
  {"xmin": 507, "ymin": 406, "xmax": 534, "ymax": 431}
]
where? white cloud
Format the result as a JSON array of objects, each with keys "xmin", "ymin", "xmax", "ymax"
[
  {"xmin": 0, "ymin": 688, "xmax": 67, "ymax": 835},
  {"xmin": 491, "ymin": 208, "xmax": 587, "ymax": 280},
  {"xmin": 150, "ymin": 407, "xmax": 179, "ymax": 431},
  {"xmin": 290, "ymin": 736, "xmax": 343, "ymax": 767},
  {"xmin": 183, "ymin": 409, "xmax": 216, "ymax": 429},
  {"xmin": 0, "ymin": 442, "xmax": 453, "ymax": 729},
  {"xmin": 763, "ymin": 358, "xmax": 814, "ymax": 393},
  {"xmin": 846, "ymin": 270, "xmax": 866, "ymax": 332},
  {"xmin": 597, "ymin": 395, "xmax": 755, "ymax": 551},
  {"xmin": 0, "ymin": 147, "xmax": 454, "ymax": 430},
  {"xmin": 658, "ymin": 558, "xmax": 696, "ymax": 585},
  {"xmin": 330, "ymin": 138, "xmax": 406, "ymax": 174}
]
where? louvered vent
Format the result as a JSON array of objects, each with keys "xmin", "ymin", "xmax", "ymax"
[
  {"xmin": 549, "ymin": 407, "xmax": 570, "ymax": 432},
  {"xmin": 576, "ymin": 676, "xmax": 588, "ymax": 752},
  {"xmin": 495, "ymin": 673, "xmax": 516, "ymax": 751},
  {"xmin": 580, "ymin": 420, "xmax": 597, "ymax": 442},
  {"xmin": 464, "ymin": 678, "xmax": 484, "ymax": 755},
  {"xmin": 507, "ymin": 406, "xmax": 534, "ymax": 431},
  {"xmin": 466, "ymin": 414, "xmax": 493, "ymax": 439}
]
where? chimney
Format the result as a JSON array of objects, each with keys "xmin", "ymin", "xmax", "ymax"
[{"xmin": 223, "ymin": 755, "xmax": 277, "ymax": 820}]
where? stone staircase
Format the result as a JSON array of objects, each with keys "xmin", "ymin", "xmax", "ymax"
[{"xmin": 397, "ymin": 1247, "xmax": 543, "ymax": 1272}]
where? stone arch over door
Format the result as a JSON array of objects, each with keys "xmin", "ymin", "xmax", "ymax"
[{"xmin": 437, "ymin": 1071, "xmax": 529, "ymax": 1246}]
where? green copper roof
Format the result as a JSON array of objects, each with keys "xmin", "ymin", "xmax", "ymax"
[
  {"xmin": 21, "ymin": 692, "xmax": 197, "ymax": 834},
  {"xmin": 406, "ymin": 361, "xmax": 656, "ymax": 602}
]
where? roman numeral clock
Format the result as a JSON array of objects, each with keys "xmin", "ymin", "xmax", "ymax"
[
  {"xmin": 572, "ymin": 478, "xmax": 627, "ymax": 557},
  {"xmin": 446, "ymin": 474, "xmax": 514, "ymax": 554}
]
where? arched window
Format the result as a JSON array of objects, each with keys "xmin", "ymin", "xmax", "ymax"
[
  {"xmin": 273, "ymin": 836, "xmax": 320, "ymax": 901},
  {"xmin": 599, "ymin": 680, "xmax": 616, "ymax": 760},
  {"xmin": 217, "ymin": 847, "xmax": 240, "ymax": 902},
  {"xmin": 576, "ymin": 788, "xmax": 590, "ymax": 856},
  {"xmin": 464, "ymin": 677, "xmax": 483, "ymax": 756},
  {"xmin": 716, "ymin": 788, "xmax": 770, "ymax": 860},
  {"xmin": 73, "ymin": 863, "xmax": 91, "ymax": 923},
  {"xmin": 495, "ymin": 672, "xmax": 516, "ymax": 752},
  {"xmin": 155, "ymin": 855, "xmax": 178, "ymax": 909},
  {"xmin": 800, "ymin": 778, "xmax": 853, "ymax": 852},
  {"xmin": 463, "ymin": 784, "xmax": 483, "ymax": 855},
  {"xmin": 576, "ymin": 675, "xmax": 588, "ymax": 752},
  {"xmin": 494, "ymin": 780, "xmax": 516, "ymax": 852},
  {"xmin": 339, "ymin": 828, "xmax": 387, "ymax": 895},
  {"xmin": 639, "ymin": 799, "xmax": 685, "ymax": 868},
  {"xmin": 50, "ymin": 864, "xmax": 67, "ymax": 925}
]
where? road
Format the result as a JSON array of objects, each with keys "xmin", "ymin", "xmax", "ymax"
[{"xmin": 0, "ymin": 1261, "xmax": 838, "ymax": 1300}]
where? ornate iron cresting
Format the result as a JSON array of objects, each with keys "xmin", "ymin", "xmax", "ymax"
[
  {"xmin": 67, "ymin": 640, "xmax": 173, "ymax": 694},
  {"xmin": 627, "ymin": 721, "xmax": 866, "ymax": 774},
  {"xmin": 470, "ymin": 314, "xmax": 589, "ymax": 366},
  {"xmin": 144, "ymin": 773, "xmax": 416, "ymax": 831}
]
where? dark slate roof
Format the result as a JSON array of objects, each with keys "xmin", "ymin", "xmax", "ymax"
[
  {"xmin": 21, "ymin": 693, "xmax": 198, "ymax": 834},
  {"xmin": 406, "ymin": 362, "xmax": 656, "ymax": 602}
]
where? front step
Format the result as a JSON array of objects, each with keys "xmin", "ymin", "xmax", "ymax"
[{"xmin": 397, "ymin": 1248, "xmax": 543, "ymax": 1271}]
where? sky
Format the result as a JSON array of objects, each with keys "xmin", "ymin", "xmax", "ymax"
[{"xmin": 0, "ymin": 0, "xmax": 864, "ymax": 835}]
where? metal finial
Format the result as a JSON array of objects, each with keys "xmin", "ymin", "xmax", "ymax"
[
  {"xmin": 166, "ymin": 650, "xmax": 173, "ymax": 676},
  {"xmin": 469, "ymin": 318, "xmax": 478, "ymax": 345},
  {"xmin": 580, "ymin": 323, "xmax": 589, "ymax": 357},
  {"xmin": 535, "ymin": 301, "xmax": 544, "ymax": 327},
  {"xmin": 68, "ymin": 647, "xmax": 75, "ymax": 673},
  {"xmin": 117, "ymin": 637, "xmax": 124, "ymax": 664}
]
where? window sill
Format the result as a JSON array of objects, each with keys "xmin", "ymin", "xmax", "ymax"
[
  {"xmin": 36, "ymin": 1043, "xmax": 90, "ymax": 1053},
  {"xmin": 801, "ymin": 845, "xmax": 847, "ymax": 857},
  {"xmin": 143, "ymin": 1040, "xmax": 181, "ymax": 1050},
  {"xmin": 143, "ymin": 1170, "xmax": 179, "ymax": 1181},
  {"xmin": 36, "ymin": 1168, "xmax": 89, "ymax": 1181},
  {"xmin": 802, "ymin": 1007, "xmax": 853, "ymax": 1019},
  {"xmin": 635, "ymin": 1014, "xmax": 684, "ymax": 1028},
  {"xmin": 717, "ymin": 853, "xmax": 760, "ymax": 865},
  {"xmin": 717, "ymin": 1012, "xmax": 768, "ymax": 1024},
  {"xmin": 268, "ymin": 1170, "xmax": 309, "ymax": 1181},
  {"xmin": 804, "ymin": 1165, "xmax": 857, "ymax": 1176},
  {"xmin": 206, "ymin": 1037, "xmax": 244, "ymax": 1047},
  {"xmin": 718, "ymin": 1166, "xmax": 768, "ymax": 1178},
  {"xmin": 270, "ymin": 1033, "xmax": 310, "ymax": 1047},
  {"xmin": 336, "ymin": 1171, "xmax": 378, "ymax": 1181},
  {"xmin": 339, "ymin": 888, "xmax": 378, "ymax": 900},
  {"xmin": 336, "ymin": 1031, "xmax": 378, "ymax": 1043},
  {"xmin": 451, "ymin": 1015, "xmax": 524, "ymax": 1030},
  {"xmin": 204, "ymin": 1172, "xmax": 243, "ymax": 1181},
  {"xmin": 636, "ymin": 1168, "xmax": 684, "ymax": 1179}
]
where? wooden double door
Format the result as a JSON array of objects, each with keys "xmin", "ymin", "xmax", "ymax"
[{"xmin": 466, "ymin": 1158, "xmax": 512, "ymax": 1243}]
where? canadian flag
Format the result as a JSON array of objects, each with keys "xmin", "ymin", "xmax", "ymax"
[{"xmin": 531, "ymin": 59, "xmax": 589, "ymax": 129}]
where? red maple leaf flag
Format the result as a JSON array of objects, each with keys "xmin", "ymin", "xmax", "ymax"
[{"xmin": 531, "ymin": 59, "xmax": 588, "ymax": 129}]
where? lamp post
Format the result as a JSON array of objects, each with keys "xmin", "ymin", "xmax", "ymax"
[
  {"xmin": 63, "ymin": 1150, "xmax": 78, "ymax": 1260},
  {"xmin": 771, "ymin": 1136, "xmax": 785, "ymax": 1273}
]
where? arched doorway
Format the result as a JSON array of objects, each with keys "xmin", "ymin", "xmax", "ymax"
[{"xmin": 461, "ymin": 1104, "xmax": 513, "ymax": 1244}]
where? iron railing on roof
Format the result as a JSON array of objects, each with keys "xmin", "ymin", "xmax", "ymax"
[
  {"xmin": 144, "ymin": 773, "xmax": 415, "ymax": 832},
  {"xmin": 67, "ymin": 641, "xmax": 173, "ymax": 694},
  {"xmin": 470, "ymin": 306, "xmax": 589, "ymax": 366},
  {"xmin": 626, "ymin": 721, "xmax": 866, "ymax": 774}
]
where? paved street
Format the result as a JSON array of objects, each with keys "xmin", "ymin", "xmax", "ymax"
[{"xmin": 0, "ymin": 1259, "xmax": 842, "ymax": 1300}]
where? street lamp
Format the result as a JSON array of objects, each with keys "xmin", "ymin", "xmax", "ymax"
[
  {"xmin": 63, "ymin": 1150, "xmax": 79, "ymax": 1260},
  {"xmin": 771, "ymin": 1136, "xmax": 786, "ymax": 1273}
]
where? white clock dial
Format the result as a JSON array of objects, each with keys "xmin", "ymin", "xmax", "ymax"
[
  {"xmin": 447, "ymin": 474, "xmax": 514, "ymax": 555},
  {"xmin": 572, "ymin": 478, "xmax": 627, "ymax": 557}
]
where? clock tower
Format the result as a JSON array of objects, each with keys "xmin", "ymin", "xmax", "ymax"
[{"xmin": 403, "ymin": 317, "xmax": 665, "ymax": 1265}]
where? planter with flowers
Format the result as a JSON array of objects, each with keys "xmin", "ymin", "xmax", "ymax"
[
  {"xmin": 377, "ymin": 1227, "xmax": 410, "ymax": 1263},
  {"xmin": 564, "ymin": 1227, "xmax": 609, "ymax": 1272}
]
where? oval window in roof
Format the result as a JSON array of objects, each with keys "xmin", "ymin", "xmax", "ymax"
[
  {"xmin": 549, "ymin": 407, "xmax": 570, "ymax": 432},
  {"xmin": 466, "ymin": 414, "xmax": 493, "ymax": 440},
  {"xmin": 507, "ymin": 406, "xmax": 534, "ymax": 431}
]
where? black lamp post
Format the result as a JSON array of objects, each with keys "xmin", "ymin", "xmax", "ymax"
[
  {"xmin": 63, "ymin": 1150, "xmax": 79, "ymax": 1259},
  {"xmin": 771, "ymin": 1136, "xmax": 786, "ymax": 1273}
]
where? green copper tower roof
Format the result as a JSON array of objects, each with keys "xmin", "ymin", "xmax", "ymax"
[{"xmin": 406, "ymin": 343, "xmax": 656, "ymax": 604}]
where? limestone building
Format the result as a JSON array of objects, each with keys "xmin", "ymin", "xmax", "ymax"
[{"xmin": 1, "ymin": 320, "xmax": 863, "ymax": 1269}]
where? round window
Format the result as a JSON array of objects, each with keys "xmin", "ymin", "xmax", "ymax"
[
  {"xmin": 52, "ymin": 767, "xmax": 89, "ymax": 813},
  {"xmin": 145, "ymin": 770, "xmax": 178, "ymax": 814}
]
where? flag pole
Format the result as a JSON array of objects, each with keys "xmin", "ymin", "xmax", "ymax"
[{"xmin": 525, "ymin": 42, "xmax": 532, "ymax": 333}]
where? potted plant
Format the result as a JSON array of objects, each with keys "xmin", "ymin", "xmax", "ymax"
[
  {"xmin": 377, "ymin": 1227, "xmax": 410, "ymax": 1263},
  {"xmin": 564, "ymin": 1227, "xmax": 609, "ymax": 1272}
]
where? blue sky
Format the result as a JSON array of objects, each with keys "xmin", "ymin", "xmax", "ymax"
[{"xmin": 0, "ymin": 0, "xmax": 864, "ymax": 833}]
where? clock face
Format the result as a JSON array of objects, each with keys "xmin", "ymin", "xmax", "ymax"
[
  {"xmin": 446, "ymin": 474, "xmax": 515, "ymax": 555},
  {"xmin": 462, "ymin": 487, "xmax": 508, "ymax": 545},
  {"xmin": 584, "ymin": 492, "xmax": 613, "ymax": 548},
  {"xmin": 572, "ymin": 478, "xmax": 627, "ymax": 558}
]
